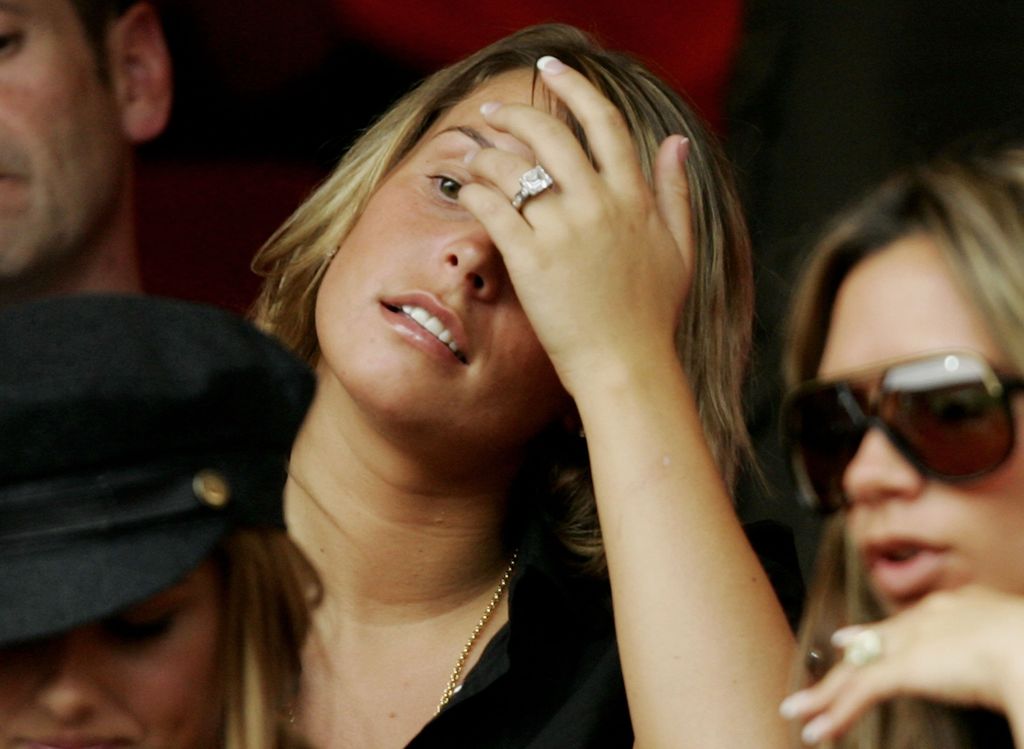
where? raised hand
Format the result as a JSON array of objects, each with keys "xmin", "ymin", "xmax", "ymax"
[
  {"xmin": 457, "ymin": 55, "xmax": 693, "ymax": 396},
  {"xmin": 781, "ymin": 586, "xmax": 1024, "ymax": 745}
]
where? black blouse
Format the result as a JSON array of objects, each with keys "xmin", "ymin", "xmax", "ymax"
[{"xmin": 406, "ymin": 515, "xmax": 804, "ymax": 748}]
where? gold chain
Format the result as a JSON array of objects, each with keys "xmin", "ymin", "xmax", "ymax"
[{"xmin": 435, "ymin": 549, "xmax": 518, "ymax": 715}]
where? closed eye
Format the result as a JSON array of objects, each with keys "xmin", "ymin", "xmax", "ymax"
[
  {"xmin": 102, "ymin": 611, "xmax": 176, "ymax": 644},
  {"xmin": 0, "ymin": 32, "xmax": 24, "ymax": 57}
]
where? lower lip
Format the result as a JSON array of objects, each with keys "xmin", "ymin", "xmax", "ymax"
[
  {"xmin": 380, "ymin": 304, "xmax": 461, "ymax": 365},
  {"xmin": 868, "ymin": 548, "xmax": 947, "ymax": 607}
]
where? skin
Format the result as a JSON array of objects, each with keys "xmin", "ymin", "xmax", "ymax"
[
  {"xmin": 0, "ymin": 0, "xmax": 171, "ymax": 304},
  {"xmin": 314, "ymin": 69, "xmax": 573, "ymax": 481},
  {"xmin": 0, "ymin": 562, "xmax": 224, "ymax": 749},
  {"xmin": 288, "ymin": 57, "xmax": 792, "ymax": 749},
  {"xmin": 781, "ymin": 235, "xmax": 1024, "ymax": 744}
]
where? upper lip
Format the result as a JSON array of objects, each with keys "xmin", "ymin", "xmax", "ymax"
[
  {"xmin": 859, "ymin": 534, "xmax": 949, "ymax": 566},
  {"xmin": 382, "ymin": 293, "xmax": 469, "ymax": 364}
]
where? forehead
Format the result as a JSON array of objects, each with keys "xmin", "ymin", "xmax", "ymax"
[
  {"xmin": 818, "ymin": 234, "xmax": 1003, "ymax": 378},
  {"xmin": 416, "ymin": 70, "xmax": 545, "ymax": 158}
]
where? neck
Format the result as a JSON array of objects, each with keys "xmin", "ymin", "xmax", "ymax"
[{"xmin": 286, "ymin": 373, "xmax": 518, "ymax": 623}]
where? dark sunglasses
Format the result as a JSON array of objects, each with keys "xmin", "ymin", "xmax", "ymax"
[{"xmin": 783, "ymin": 351, "xmax": 1024, "ymax": 514}]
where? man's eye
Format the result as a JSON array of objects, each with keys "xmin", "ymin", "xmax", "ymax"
[{"xmin": 436, "ymin": 176, "xmax": 462, "ymax": 200}]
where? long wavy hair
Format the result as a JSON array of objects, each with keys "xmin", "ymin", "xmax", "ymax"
[
  {"xmin": 251, "ymin": 23, "xmax": 754, "ymax": 574},
  {"xmin": 217, "ymin": 530, "xmax": 321, "ymax": 749},
  {"xmin": 785, "ymin": 144, "xmax": 1024, "ymax": 748}
]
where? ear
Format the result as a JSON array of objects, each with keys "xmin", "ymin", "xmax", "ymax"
[{"xmin": 107, "ymin": 3, "xmax": 173, "ymax": 143}]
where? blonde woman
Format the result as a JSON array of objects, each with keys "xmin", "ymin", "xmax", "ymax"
[
  {"xmin": 779, "ymin": 145, "xmax": 1024, "ymax": 747},
  {"xmin": 254, "ymin": 23, "xmax": 794, "ymax": 748},
  {"xmin": 0, "ymin": 295, "xmax": 319, "ymax": 749}
]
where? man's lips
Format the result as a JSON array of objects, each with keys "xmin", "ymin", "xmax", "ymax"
[{"xmin": 382, "ymin": 301, "xmax": 468, "ymax": 364}]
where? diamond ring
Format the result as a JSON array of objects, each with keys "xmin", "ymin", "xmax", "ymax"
[{"xmin": 511, "ymin": 165, "xmax": 555, "ymax": 211}]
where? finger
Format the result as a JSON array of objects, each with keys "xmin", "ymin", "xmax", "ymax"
[
  {"xmin": 480, "ymin": 100, "xmax": 601, "ymax": 198},
  {"xmin": 457, "ymin": 182, "xmax": 536, "ymax": 263},
  {"xmin": 653, "ymin": 135, "xmax": 693, "ymax": 257},
  {"xmin": 467, "ymin": 147, "xmax": 559, "ymax": 216},
  {"xmin": 800, "ymin": 662, "xmax": 903, "ymax": 744},
  {"xmin": 535, "ymin": 55, "xmax": 646, "ymax": 188}
]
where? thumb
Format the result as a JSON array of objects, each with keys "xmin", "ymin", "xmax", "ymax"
[{"xmin": 653, "ymin": 135, "xmax": 694, "ymax": 264}]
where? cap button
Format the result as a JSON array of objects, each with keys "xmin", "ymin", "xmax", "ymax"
[{"xmin": 193, "ymin": 469, "xmax": 231, "ymax": 508}]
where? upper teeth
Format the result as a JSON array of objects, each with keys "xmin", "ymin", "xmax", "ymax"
[{"xmin": 401, "ymin": 305, "xmax": 461, "ymax": 356}]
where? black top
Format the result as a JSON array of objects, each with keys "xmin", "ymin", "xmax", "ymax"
[{"xmin": 407, "ymin": 515, "xmax": 804, "ymax": 748}]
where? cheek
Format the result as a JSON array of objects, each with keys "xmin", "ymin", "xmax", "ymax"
[
  {"xmin": 0, "ymin": 646, "xmax": 41, "ymax": 729},
  {"xmin": 123, "ymin": 608, "xmax": 223, "ymax": 743}
]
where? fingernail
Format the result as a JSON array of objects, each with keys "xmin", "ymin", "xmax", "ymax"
[
  {"xmin": 677, "ymin": 136, "xmax": 691, "ymax": 166},
  {"xmin": 480, "ymin": 101, "xmax": 501, "ymax": 117},
  {"xmin": 831, "ymin": 625, "xmax": 862, "ymax": 647},
  {"xmin": 779, "ymin": 691, "xmax": 811, "ymax": 719},
  {"xmin": 537, "ymin": 55, "xmax": 568, "ymax": 74},
  {"xmin": 802, "ymin": 715, "xmax": 832, "ymax": 745}
]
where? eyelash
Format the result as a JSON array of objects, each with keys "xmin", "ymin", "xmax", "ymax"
[
  {"xmin": 103, "ymin": 613, "xmax": 175, "ymax": 644},
  {"xmin": 431, "ymin": 175, "xmax": 463, "ymax": 201},
  {"xmin": 0, "ymin": 32, "xmax": 24, "ymax": 57}
]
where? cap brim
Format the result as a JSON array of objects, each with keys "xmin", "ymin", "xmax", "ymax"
[{"xmin": 0, "ymin": 515, "xmax": 227, "ymax": 646}]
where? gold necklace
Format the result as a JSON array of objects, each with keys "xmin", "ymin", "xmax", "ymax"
[{"xmin": 435, "ymin": 549, "xmax": 518, "ymax": 715}]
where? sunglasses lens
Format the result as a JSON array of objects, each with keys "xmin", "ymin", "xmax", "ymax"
[
  {"xmin": 883, "ymin": 381, "xmax": 1013, "ymax": 477},
  {"xmin": 788, "ymin": 385, "xmax": 865, "ymax": 512}
]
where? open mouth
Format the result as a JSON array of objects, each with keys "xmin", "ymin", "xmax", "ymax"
[
  {"xmin": 863, "ymin": 539, "xmax": 948, "ymax": 607},
  {"xmin": 880, "ymin": 545, "xmax": 920, "ymax": 563},
  {"xmin": 384, "ymin": 302, "xmax": 467, "ymax": 363}
]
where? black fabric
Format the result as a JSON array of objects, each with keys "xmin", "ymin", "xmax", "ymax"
[
  {"xmin": 406, "ymin": 514, "xmax": 804, "ymax": 748},
  {"xmin": 0, "ymin": 294, "xmax": 315, "ymax": 646}
]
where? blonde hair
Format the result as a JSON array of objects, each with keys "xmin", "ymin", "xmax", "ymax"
[
  {"xmin": 218, "ymin": 530, "xmax": 321, "ymax": 749},
  {"xmin": 785, "ymin": 144, "xmax": 1024, "ymax": 748},
  {"xmin": 252, "ymin": 23, "xmax": 753, "ymax": 574}
]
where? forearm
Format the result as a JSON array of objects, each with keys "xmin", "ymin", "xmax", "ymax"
[{"xmin": 575, "ymin": 355, "xmax": 794, "ymax": 749}]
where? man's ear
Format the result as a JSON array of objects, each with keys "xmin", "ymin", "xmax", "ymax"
[{"xmin": 108, "ymin": 2, "xmax": 173, "ymax": 144}]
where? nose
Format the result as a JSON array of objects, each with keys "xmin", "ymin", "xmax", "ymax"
[
  {"xmin": 443, "ymin": 223, "xmax": 506, "ymax": 302},
  {"xmin": 842, "ymin": 426, "xmax": 925, "ymax": 507},
  {"xmin": 33, "ymin": 630, "xmax": 109, "ymax": 725}
]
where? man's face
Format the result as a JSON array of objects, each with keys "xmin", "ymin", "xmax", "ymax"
[{"xmin": 0, "ymin": 0, "xmax": 131, "ymax": 289}]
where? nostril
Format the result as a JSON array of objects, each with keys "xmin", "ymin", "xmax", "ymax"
[
  {"xmin": 446, "ymin": 253, "xmax": 459, "ymax": 267},
  {"xmin": 471, "ymin": 274, "xmax": 485, "ymax": 290}
]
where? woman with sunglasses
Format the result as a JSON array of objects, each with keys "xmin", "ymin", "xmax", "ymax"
[{"xmin": 777, "ymin": 144, "xmax": 1024, "ymax": 747}]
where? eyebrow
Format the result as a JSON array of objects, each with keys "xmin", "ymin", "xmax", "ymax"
[{"xmin": 435, "ymin": 126, "xmax": 495, "ymax": 150}]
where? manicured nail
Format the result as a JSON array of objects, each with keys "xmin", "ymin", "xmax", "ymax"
[
  {"xmin": 831, "ymin": 625, "xmax": 862, "ymax": 647},
  {"xmin": 677, "ymin": 136, "xmax": 691, "ymax": 166},
  {"xmin": 537, "ymin": 56, "xmax": 568, "ymax": 74},
  {"xmin": 779, "ymin": 691, "xmax": 812, "ymax": 719},
  {"xmin": 802, "ymin": 714, "xmax": 832, "ymax": 745},
  {"xmin": 480, "ymin": 101, "xmax": 501, "ymax": 116}
]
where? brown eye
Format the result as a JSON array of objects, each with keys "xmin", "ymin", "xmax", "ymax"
[{"xmin": 437, "ymin": 176, "xmax": 462, "ymax": 200}]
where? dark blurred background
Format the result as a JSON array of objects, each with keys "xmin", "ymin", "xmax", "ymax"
[{"xmin": 136, "ymin": 0, "xmax": 1024, "ymax": 578}]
